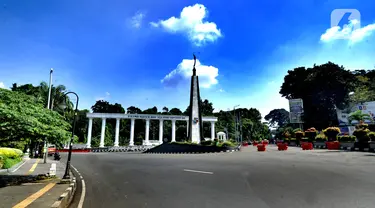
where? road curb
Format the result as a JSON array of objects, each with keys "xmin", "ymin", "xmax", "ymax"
[{"xmin": 50, "ymin": 174, "xmax": 77, "ymax": 208}]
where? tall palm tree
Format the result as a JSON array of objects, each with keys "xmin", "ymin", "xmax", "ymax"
[{"xmin": 38, "ymin": 82, "xmax": 71, "ymax": 114}]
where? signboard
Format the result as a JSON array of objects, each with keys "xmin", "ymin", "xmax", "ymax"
[
  {"xmin": 336, "ymin": 101, "xmax": 375, "ymax": 126},
  {"xmin": 289, "ymin": 99, "xmax": 304, "ymax": 123},
  {"xmin": 127, "ymin": 115, "xmax": 187, "ymax": 120}
]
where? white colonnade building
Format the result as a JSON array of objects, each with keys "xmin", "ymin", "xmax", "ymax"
[{"xmin": 86, "ymin": 113, "xmax": 218, "ymax": 148}]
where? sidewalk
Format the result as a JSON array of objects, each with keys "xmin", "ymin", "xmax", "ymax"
[{"xmin": 0, "ymin": 157, "xmax": 73, "ymax": 208}]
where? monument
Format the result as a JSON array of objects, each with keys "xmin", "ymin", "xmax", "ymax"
[{"xmin": 188, "ymin": 54, "xmax": 204, "ymax": 143}]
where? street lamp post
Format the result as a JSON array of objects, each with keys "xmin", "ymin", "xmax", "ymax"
[
  {"xmin": 43, "ymin": 68, "xmax": 54, "ymax": 163},
  {"xmin": 62, "ymin": 91, "xmax": 79, "ymax": 180}
]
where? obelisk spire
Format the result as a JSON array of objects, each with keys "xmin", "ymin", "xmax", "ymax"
[{"xmin": 193, "ymin": 53, "xmax": 197, "ymax": 76}]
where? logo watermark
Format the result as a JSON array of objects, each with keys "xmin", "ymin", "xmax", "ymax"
[{"xmin": 331, "ymin": 9, "xmax": 361, "ymax": 39}]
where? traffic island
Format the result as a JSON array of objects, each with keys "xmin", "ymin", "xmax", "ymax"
[{"xmin": 143, "ymin": 141, "xmax": 241, "ymax": 154}]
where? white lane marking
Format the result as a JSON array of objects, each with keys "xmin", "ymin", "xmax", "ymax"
[
  {"xmin": 72, "ymin": 165, "xmax": 86, "ymax": 208},
  {"xmin": 183, "ymin": 169, "xmax": 214, "ymax": 174},
  {"xmin": 78, "ymin": 179, "xmax": 86, "ymax": 208},
  {"xmin": 11, "ymin": 160, "xmax": 27, "ymax": 173}
]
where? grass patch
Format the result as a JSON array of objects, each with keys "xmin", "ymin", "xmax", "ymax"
[{"xmin": 2, "ymin": 157, "xmax": 22, "ymax": 169}]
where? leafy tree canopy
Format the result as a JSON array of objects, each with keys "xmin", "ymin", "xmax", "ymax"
[
  {"xmin": 0, "ymin": 88, "xmax": 71, "ymax": 146},
  {"xmin": 265, "ymin": 109, "xmax": 290, "ymax": 127}
]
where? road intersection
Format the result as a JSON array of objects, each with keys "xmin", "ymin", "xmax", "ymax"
[{"xmin": 69, "ymin": 145, "xmax": 375, "ymax": 208}]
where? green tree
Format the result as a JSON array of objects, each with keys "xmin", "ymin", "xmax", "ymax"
[
  {"xmin": 280, "ymin": 62, "xmax": 356, "ymax": 130},
  {"xmin": 0, "ymin": 88, "xmax": 71, "ymax": 152},
  {"xmin": 265, "ymin": 109, "xmax": 290, "ymax": 127}
]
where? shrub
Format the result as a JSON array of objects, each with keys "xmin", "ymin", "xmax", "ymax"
[
  {"xmin": 338, "ymin": 135, "xmax": 356, "ymax": 142},
  {"xmin": 0, "ymin": 155, "xmax": 3, "ymax": 169},
  {"xmin": 283, "ymin": 131, "xmax": 291, "ymax": 138},
  {"xmin": 294, "ymin": 131, "xmax": 304, "ymax": 139},
  {"xmin": 305, "ymin": 127, "xmax": 318, "ymax": 142},
  {"xmin": 0, "ymin": 148, "xmax": 23, "ymax": 159},
  {"xmin": 315, "ymin": 132, "xmax": 328, "ymax": 142},
  {"xmin": 353, "ymin": 129, "xmax": 370, "ymax": 143},
  {"xmin": 2, "ymin": 157, "xmax": 22, "ymax": 169},
  {"xmin": 357, "ymin": 123, "xmax": 369, "ymax": 130},
  {"xmin": 217, "ymin": 141, "xmax": 236, "ymax": 147},
  {"xmin": 368, "ymin": 132, "xmax": 375, "ymax": 141},
  {"xmin": 201, "ymin": 140, "xmax": 214, "ymax": 146},
  {"xmin": 323, "ymin": 127, "xmax": 340, "ymax": 141}
]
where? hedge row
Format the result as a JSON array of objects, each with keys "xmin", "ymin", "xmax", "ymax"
[{"xmin": 0, "ymin": 147, "xmax": 23, "ymax": 169}]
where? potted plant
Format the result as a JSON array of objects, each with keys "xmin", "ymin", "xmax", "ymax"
[
  {"xmin": 338, "ymin": 135, "xmax": 356, "ymax": 149},
  {"xmin": 257, "ymin": 144, "xmax": 266, "ymax": 151},
  {"xmin": 262, "ymin": 139, "xmax": 269, "ymax": 145},
  {"xmin": 315, "ymin": 132, "xmax": 327, "ymax": 147},
  {"xmin": 323, "ymin": 127, "xmax": 340, "ymax": 150},
  {"xmin": 277, "ymin": 143, "xmax": 288, "ymax": 151},
  {"xmin": 294, "ymin": 130, "xmax": 304, "ymax": 145},
  {"xmin": 283, "ymin": 131, "xmax": 291, "ymax": 145},
  {"xmin": 353, "ymin": 122, "xmax": 371, "ymax": 150},
  {"xmin": 353, "ymin": 128, "xmax": 370, "ymax": 149}
]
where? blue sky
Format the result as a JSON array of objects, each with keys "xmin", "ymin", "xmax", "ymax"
[{"xmin": 1, "ymin": 0, "xmax": 375, "ymax": 118}]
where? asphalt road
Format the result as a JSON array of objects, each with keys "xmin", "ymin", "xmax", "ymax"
[{"xmin": 67, "ymin": 146, "xmax": 375, "ymax": 208}]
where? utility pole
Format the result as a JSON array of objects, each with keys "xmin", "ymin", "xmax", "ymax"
[
  {"xmin": 44, "ymin": 68, "xmax": 53, "ymax": 164},
  {"xmin": 233, "ymin": 105, "xmax": 240, "ymax": 142},
  {"xmin": 239, "ymin": 112, "xmax": 243, "ymax": 143}
]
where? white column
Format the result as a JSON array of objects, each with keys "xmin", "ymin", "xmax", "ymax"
[
  {"xmin": 114, "ymin": 118, "xmax": 120, "ymax": 147},
  {"xmin": 145, "ymin": 119, "xmax": 150, "ymax": 145},
  {"xmin": 186, "ymin": 120, "xmax": 189, "ymax": 137},
  {"xmin": 172, "ymin": 120, "xmax": 176, "ymax": 142},
  {"xmin": 129, "ymin": 119, "xmax": 135, "ymax": 146},
  {"xmin": 100, "ymin": 118, "xmax": 106, "ymax": 147},
  {"xmin": 86, "ymin": 118, "xmax": 93, "ymax": 148},
  {"xmin": 211, "ymin": 121, "xmax": 215, "ymax": 141},
  {"xmin": 159, "ymin": 119, "xmax": 164, "ymax": 144}
]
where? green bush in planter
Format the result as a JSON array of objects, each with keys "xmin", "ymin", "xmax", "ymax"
[
  {"xmin": 294, "ymin": 131, "xmax": 304, "ymax": 140},
  {"xmin": 315, "ymin": 132, "xmax": 328, "ymax": 142},
  {"xmin": 368, "ymin": 132, "xmax": 375, "ymax": 141},
  {"xmin": 357, "ymin": 123, "xmax": 369, "ymax": 129},
  {"xmin": 353, "ymin": 129, "xmax": 370, "ymax": 143},
  {"xmin": 305, "ymin": 127, "xmax": 318, "ymax": 142},
  {"xmin": 323, "ymin": 127, "xmax": 341, "ymax": 141},
  {"xmin": 338, "ymin": 135, "xmax": 356, "ymax": 142}
]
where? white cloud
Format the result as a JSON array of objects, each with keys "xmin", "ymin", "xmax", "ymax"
[
  {"xmin": 320, "ymin": 19, "xmax": 375, "ymax": 44},
  {"xmin": 161, "ymin": 59, "xmax": 219, "ymax": 88},
  {"xmin": 105, "ymin": 92, "xmax": 110, "ymax": 96},
  {"xmin": 150, "ymin": 4, "xmax": 222, "ymax": 46},
  {"xmin": 130, "ymin": 12, "xmax": 146, "ymax": 29},
  {"xmin": 218, "ymin": 88, "xmax": 225, "ymax": 92},
  {"xmin": 0, "ymin": 82, "xmax": 5, "ymax": 89}
]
